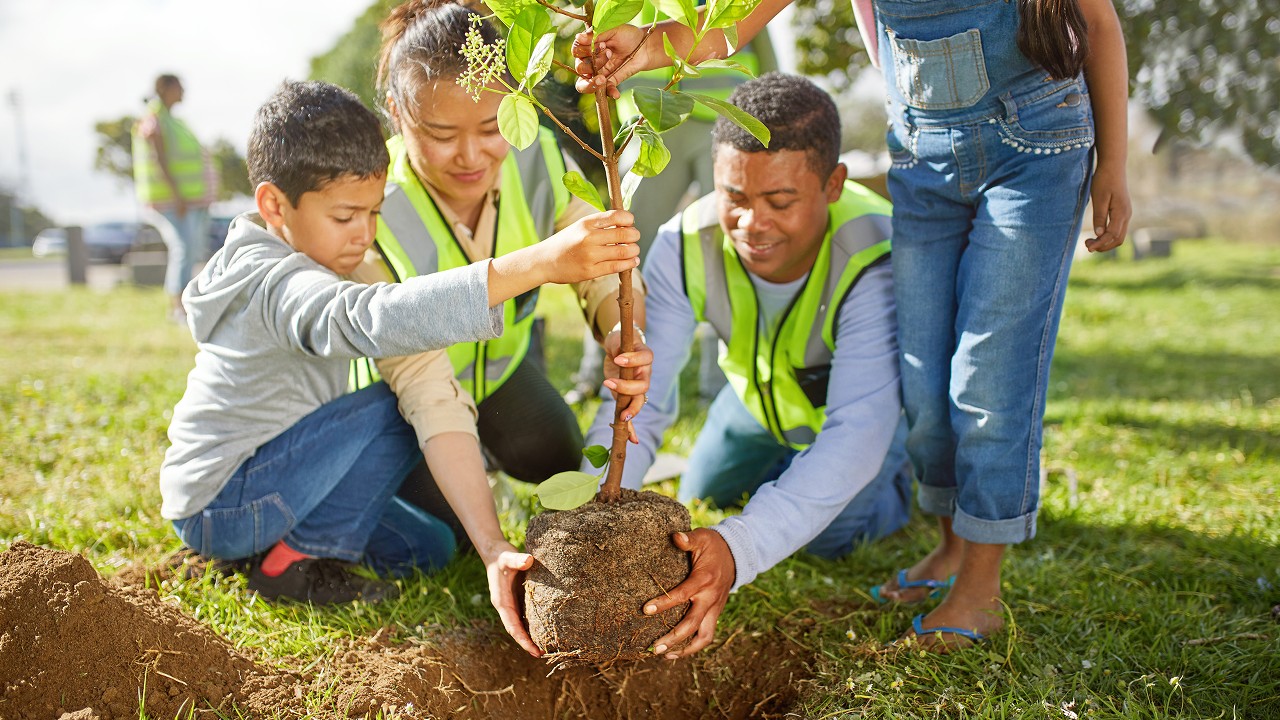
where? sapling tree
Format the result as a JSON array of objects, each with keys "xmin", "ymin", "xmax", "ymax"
[{"xmin": 461, "ymin": 0, "xmax": 770, "ymax": 508}]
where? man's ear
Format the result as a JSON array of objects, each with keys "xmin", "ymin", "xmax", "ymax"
[
  {"xmin": 255, "ymin": 182, "xmax": 290, "ymax": 233},
  {"xmin": 825, "ymin": 162, "xmax": 849, "ymax": 204}
]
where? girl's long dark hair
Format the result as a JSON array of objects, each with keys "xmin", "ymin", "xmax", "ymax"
[{"xmin": 1017, "ymin": 0, "xmax": 1090, "ymax": 79}]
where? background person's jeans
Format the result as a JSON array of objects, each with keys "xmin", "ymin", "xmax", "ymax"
[
  {"xmin": 173, "ymin": 382, "xmax": 455, "ymax": 575},
  {"xmin": 157, "ymin": 206, "xmax": 210, "ymax": 296},
  {"xmin": 679, "ymin": 386, "xmax": 913, "ymax": 558},
  {"xmin": 887, "ymin": 81, "xmax": 1094, "ymax": 545}
]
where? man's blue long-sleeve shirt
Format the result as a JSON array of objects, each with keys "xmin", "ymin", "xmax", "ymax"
[{"xmin": 583, "ymin": 212, "xmax": 902, "ymax": 590}]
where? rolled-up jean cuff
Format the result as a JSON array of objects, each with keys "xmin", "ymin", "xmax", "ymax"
[
  {"xmin": 917, "ymin": 483, "xmax": 956, "ymax": 517},
  {"xmin": 952, "ymin": 506, "xmax": 1038, "ymax": 545},
  {"xmin": 284, "ymin": 535, "xmax": 364, "ymax": 564}
]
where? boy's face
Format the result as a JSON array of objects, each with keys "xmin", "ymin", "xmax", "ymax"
[
  {"xmin": 273, "ymin": 173, "xmax": 386, "ymax": 276},
  {"xmin": 713, "ymin": 147, "xmax": 845, "ymax": 284},
  {"xmin": 394, "ymin": 80, "xmax": 510, "ymax": 217}
]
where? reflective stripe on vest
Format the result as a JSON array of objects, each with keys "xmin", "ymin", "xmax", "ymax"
[
  {"xmin": 680, "ymin": 181, "xmax": 893, "ymax": 448},
  {"xmin": 132, "ymin": 100, "xmax": 209, "ymax": 206},
  {"xmin": 351, "ymin": 127, "xmax": 566, "ymax": 402}
]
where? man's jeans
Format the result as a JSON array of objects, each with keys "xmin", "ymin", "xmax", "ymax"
[
  {"xmin": 680, "ymin": 386, "xmax": 913, "ymax": 558},
  {"xmin": 174, "ymin": 382, "xmax": 454, "ymax": 574}
]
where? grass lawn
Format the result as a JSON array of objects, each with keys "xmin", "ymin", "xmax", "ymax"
[{"xmin": 1, "ymin": 239, "xmax": 1276, "ymax": 718}]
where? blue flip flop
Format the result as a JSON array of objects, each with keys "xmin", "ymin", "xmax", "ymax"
[
  {"xmin": 910, "ymin": 613, "xmax": 986, "ymax": 644},
  {"xmin": 868, "ymin": 569, "xmax": 955, "ymax": 604}
]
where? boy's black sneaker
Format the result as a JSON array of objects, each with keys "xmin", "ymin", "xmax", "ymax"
[{"xmin": 247, "ymin": 558, "xmax": 399, "ymax": 605}]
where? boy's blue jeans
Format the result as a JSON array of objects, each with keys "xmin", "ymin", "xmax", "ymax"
[
  {"xmin": 886, "ymin": 79, "xmax": 1094, "ymax": 545},
  {"xmin": 173, "ymin": 382, "xmax": 455, "ymax": 574},
  {"xmin": 679, "ymin": 387, "xmax": 913, "ymax": 558}
]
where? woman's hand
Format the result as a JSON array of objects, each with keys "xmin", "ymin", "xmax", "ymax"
[{"xmin": 602, "ymin": 327, "xmax": 654, "ymax": 438}]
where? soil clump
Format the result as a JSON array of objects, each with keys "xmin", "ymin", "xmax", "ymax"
[
  {"xmin": 524, "ymin": 490, "xmax": 692, "ymax": 665},
  {"xmin": 0, "ymin": 542, "xmax": 301, "ymax": 720}
]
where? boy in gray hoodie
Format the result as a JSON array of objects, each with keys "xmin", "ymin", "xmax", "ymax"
[{"xmin": 160, "ymin": 80, "xmax": 641, "ymax": 606}]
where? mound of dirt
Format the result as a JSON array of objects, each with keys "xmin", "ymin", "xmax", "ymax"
[
  {"xmin": 319, "ymin": 624, "xmax": 813, "ymax": 719},
  {"xmin": 0, "ymin": 542, "xmax": 301, "ymax": 720},
  {"xmin": 524, "ymin": 490, "xmax": 692, "ymax": 665},
  {"xmin": 5, "ymin": 541, "xmax": 819, "ymax": 719}
]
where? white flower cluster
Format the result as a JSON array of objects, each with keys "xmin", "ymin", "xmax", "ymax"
[{"xmin": 457, "ymin": 15, "xmax": 507, "ymax": 102}]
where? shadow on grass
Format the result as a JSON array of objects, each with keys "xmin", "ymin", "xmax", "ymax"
[
  {"xmin": 1067, "ymin": 263, "xmax": 1280, "ymax": 293},
  {"xmin": 1050, "ymin": 347, "xmax": 1278, "ymax": 405}
]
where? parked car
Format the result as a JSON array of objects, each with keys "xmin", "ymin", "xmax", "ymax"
[
  {"xmin": 31, "ymin": 228, "xmax": 67, "ymax": 258},
  {"xmin": 30, "ymin": 222, "xmax": 162, "ymax": 264}
]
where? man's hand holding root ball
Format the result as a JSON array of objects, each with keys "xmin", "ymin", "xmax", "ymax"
[{"xmin": 642, "ymin": 529, "xmax": 736, "ymax": 659}]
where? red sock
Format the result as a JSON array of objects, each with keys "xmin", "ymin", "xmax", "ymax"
[{"xmin": 259, "ymin": 540, "xmax": 311, "ymax": 577}]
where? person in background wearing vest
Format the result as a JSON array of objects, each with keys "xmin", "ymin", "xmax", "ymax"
[
  {"xmin": 582, "ymin": 73, "xmax": 913, "ymax": 659},
  {"xmin": 347, "ymin": 0, "xmax": 652, "ymax": 555},
  {"xmin": 565, "ymin": 4, "xmax": 778, "ymax": 407},
  {"xmin": 161, "ymin": 81, "xmax": 640, "ymax": 641},
  {"xmin": 132, "ymin": 74, "xmax": 216, "ymax": 324}
]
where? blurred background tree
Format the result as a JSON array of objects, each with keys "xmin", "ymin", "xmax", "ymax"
[{"xmin": 91, "ymin": 116, "xmax": 251, "ymax": 200}]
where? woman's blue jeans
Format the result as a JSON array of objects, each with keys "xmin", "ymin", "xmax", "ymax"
[
  {"xmin": 158, "ymin": 207, "xmax": 209, "ymax": 297},
  {"xmin": 680, "ymin": 386, "xmax": 913, "ymax": 558},
  {"xmin": 173, "ymin": 382, "xmax": 455, "ymax": 574},
  {"xmin": 886, "ymin": 80, "xmax": 1095, "ymax": 545}
]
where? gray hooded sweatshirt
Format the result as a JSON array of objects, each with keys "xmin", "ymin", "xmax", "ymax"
[{"xmin": 159, "ymin": 214, "xmax": 502, "ymax": 519}]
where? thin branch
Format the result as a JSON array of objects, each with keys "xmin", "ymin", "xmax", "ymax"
[
  {"xmin": 537, "ymin": 0, "xmax": 588, "ymax": 23},
  {"xmin": 613, "ymin": 22, "xmax": 658, "ymax": 83},
  {"xmin": 537, "ymin": 104, "xmax": 606, "ymax": 163}
]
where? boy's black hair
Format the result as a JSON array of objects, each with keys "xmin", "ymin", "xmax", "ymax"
[
  {"xmin": 711, "ymin": 72, "xmax": 842, "ymax": 178},
  {"xmin": 247, "ymin": 80, "xmax": 389, "ymax": 206}
]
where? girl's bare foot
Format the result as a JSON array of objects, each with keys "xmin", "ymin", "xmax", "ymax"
[
  {"xmin": 901, "ymin": 541, "xmax": 1007, "ymax": 652},
  {"xmin": 873, "ymin": 517, "xmax": 964, "ymax": 604}
]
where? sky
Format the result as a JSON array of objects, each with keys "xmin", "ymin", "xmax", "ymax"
[{"xmin": 0, "ymin": 0, "xmax": 372, "ymax": 227}]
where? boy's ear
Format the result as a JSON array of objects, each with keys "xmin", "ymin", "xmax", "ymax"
[{"xmin": 255, "ymin": 182, "xmax": 290, "ymax": 232}]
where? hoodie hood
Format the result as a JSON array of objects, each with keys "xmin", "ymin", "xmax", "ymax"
[{"xmin": 182, "ymin": 213, "xmax": 297, "ymax": 343}]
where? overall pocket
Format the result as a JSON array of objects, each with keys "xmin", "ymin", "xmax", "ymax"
[
  {"xmin": 888, "ymin": 28, "xmax": 991, "ymax": 111},
  {"xmin": 995, "ymin": 80, "xmax": 1095, "ymax": 154}
]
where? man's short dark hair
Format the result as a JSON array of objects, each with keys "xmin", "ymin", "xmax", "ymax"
[
  {"xmin": 711, "ymin": 72, "xmax": 841, "ymax": 178},
  {"xmin": 247, "ymin": 80, "xmax": 389, "ymax": 206}
]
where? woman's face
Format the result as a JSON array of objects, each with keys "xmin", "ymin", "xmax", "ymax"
[{"xmin": 395, "ymin": 79, "xmax": 510, "ymax": 215}]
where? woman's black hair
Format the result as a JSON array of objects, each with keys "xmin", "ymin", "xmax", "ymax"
[{"xmin": 1017, "ymin": 0, "xmax": 1090, "ymax": 79}]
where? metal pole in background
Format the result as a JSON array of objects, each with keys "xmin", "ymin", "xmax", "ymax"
[
  {"xmin": 8, "ymin": 90, "xmax": 28, "ymax": 247},
  {"xmin": 66, "ymin": 225, "xmax": 87, "ymax": 285}
]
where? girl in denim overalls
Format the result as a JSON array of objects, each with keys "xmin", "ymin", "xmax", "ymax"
[{"xmin": 575, "ymin": 0, "xmax": 1131, "ymax": 650}]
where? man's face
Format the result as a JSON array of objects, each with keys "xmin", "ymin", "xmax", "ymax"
[{"xmin": 713, "ymin": 147, "xmax": 845, "ymax": 284}]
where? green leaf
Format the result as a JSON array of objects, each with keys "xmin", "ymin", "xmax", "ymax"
[
  {"xmin": 582, "ymin": 444, "xmax": 610, "ymax": 468},
  {"xmin": 694, "ymin": 58, "xmax": 756, "ymax": 77},
  {"xmin": 704, "ymin": 0, "xmax": 760, "ymax": 31},
  {"xmin": 497, "ymin": 94, "xmax": 540, "ymax": 150},
  {"xmin": 592, "ymin": 0, "xmax": 644, "ymax": 34},
  {"xmin": 723, "ymin": 24, "xmax": 739, "ymax": 54},
  {"xmin": 632, "ymin": 87, "xmax": 695, "ymax": 132},
  {"xmin": 535, "ymin": 470, "xmax": 601, "ymax": 510},
  {"xmin": 632, "ymin": 127, "xmax": 671, "ymax": 177},
  {"xmin": 621, "ymin": 171, "xmax": 643, "ymax": 211},
  {"xmin": 652, "ymin": 0, "xmax": 698, "ymax": 29},
  {"xmin": 686, "ymin": 91, "xmax": 771, "ymax": 147},
  {"xmin": 489, "ymin": 0, "xmax": 534, "ymax": 27},
  {"xmin": 563, "ymin": 170, "xmax": 607, "ymax": 211},
  {"xmin": 507, "ymin": 6, "xmax": 556, "ymax": 88}
]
